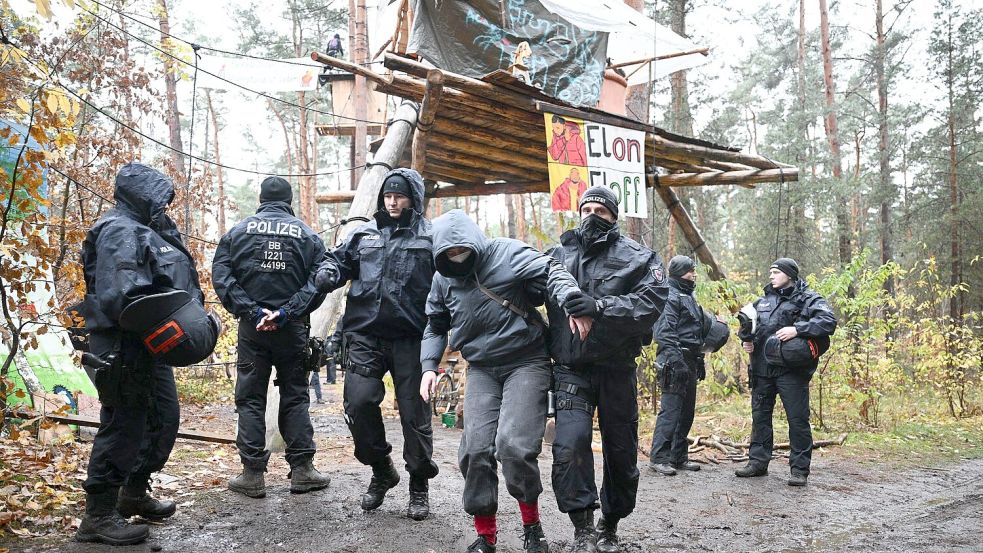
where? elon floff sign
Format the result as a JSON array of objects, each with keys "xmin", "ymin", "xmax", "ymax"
[{"xmin": 543, "ymin": 113, "xmax": 648, "ymax": 218}]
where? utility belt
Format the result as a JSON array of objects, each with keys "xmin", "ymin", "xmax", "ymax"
[{"xmin": 82, "ymin": 337, "xmax": 154, "ymax": 407}]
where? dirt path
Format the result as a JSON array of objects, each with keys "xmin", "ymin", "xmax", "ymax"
[{"xmin": 12, "ymin": 384, "xmax": 983, "ymax": 553}]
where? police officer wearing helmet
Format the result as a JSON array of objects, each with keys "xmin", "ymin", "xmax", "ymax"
[
  {"xmin": 212, "ymin": 176, "xmax": 330, "ymax": 498},
  {"xmin": 736, "ymin": 258, "xmax": 836, "ymax": 486},
  {"xmin": 546, "ymin": 186, "xmax": 669, "ymax": 553},
  {"xmin": 648, "ymin": 255, "xmax": 727, "ymax": 476},
  {"xmin": 76, "ymin": 162, "xmax": 213, "ymax": 546},
  {"xmin": 314, "ymin": 169, "xmax": 439, "ymax": 521}
]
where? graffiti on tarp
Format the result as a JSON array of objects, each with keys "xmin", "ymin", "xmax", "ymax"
[{"xmin": 413, "ymin": 0, "xmax": 607, "ymax": 107}]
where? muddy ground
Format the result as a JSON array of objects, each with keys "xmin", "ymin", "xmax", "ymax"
[{"xmin": 9, "ymin": 383, "xmax": 983, "ymax": 553}]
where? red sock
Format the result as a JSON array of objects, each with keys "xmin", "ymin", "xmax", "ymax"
[
  {"xmin": 474, "ymin": 514, "xmax": 497, "ymax": 545},
  {"xmin": 518, "ymin": 501, "xmax": 540, "ymax": 526}
]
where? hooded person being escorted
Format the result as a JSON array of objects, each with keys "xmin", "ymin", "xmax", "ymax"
[
  {"xmin": 418, "ymin": 210, "xmax": 583, "ymax": 553},
  {"xmin": 314, "ymin": 168, "xmax": 439, "ymax": 521},
  {"xmin": 648, "ymin": 256, "xmax": 727, "ymax": 476},
  {"xmin": 546, "ymin": 186, "xmax": 669, "ymax": 553},
  {"xmin": 736, "ymin": 258, "xmax": 837, "ymax": 486},
  {"xmin": 76, "ymin": 163, "xmax": 214, "ymax": 546},
  {"xmin": 212, "ymin": 176, "xmax": 330, "ymax": 498}
]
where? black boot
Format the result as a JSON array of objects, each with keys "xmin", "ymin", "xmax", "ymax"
[
  {"xmin": 289, "ymin": 460, "xmax": 331, "ymax": 493},
  {"xmin": 466, "ymin": 536, "xmax": 496, "ymax": 552},
  {"xmin": 735, "ymin": 463, "xmax": 768, "ymax": 478},
  {"xmin": 406, "ymin": 476, "xmax": 430, "ymax": 520},
  {"xmin": 361, "ymin": 456, "xmax": 400, "ymax": 511},
  {"xmin": 117, "ymin": 477, "xmax": 177, "ymax": 520},
  {"xmin": 568, "ymin": 509, "xmax": 596, "ymax": 553},
  {"xmin": 649, "ymin": 463, "xmax": 676, "ymax": 476},
  {"xmin": 595, "ymin": 516, "xmax": 620, "ymax": 553},
  {"xmin": 788, "ymin": 471, "xmax": 808, "ymax": 487},
  {"xmin": 229, "ymin": 466, "xmax": 266, "ymax": 498},
  {"xmin": 522, "ymin": 521, "xmax": 549, "ymax": 552},
  {"xmin": 672, "ymin": 461, "xmax": 702, "ymax": 472},
  {"xmin": 76, "ymin": 488, "xmax": 149, "ymax": 546}
]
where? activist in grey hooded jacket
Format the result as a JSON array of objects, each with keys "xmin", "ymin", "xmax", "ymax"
[{"xmin": 420, "ymin": 210, "xmax": 581, "ymax": 372}]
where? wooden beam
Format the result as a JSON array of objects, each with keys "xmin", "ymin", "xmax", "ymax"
[
  {"xmin": 432, "ymin": 118, "xmax": 547, "ymax": 159},
  {"xmin": 413, "ymin": 70, "xmax": 445, "ymax": 174},
  {"xmin": 426, "ymin": 150, "xmax": 534, "ymax": 182},
  {"xmin": 315, "ymin": 191, "xmax": 357, "ymax": 204},
  {"xmin": 655, "ymin": 167, "xmax": 799, "ymax": 187},
  {"xmin": 654, "ymin": 187, "xmax": 726, "ymax": 281},
  {"xmin": 537, "ymin": 100, "xmax": 654, "ymax": 134},
  {"xmin": 315, "ymin": 124, "xmax": 385, "ymax": 137},
  {"xmin": 607, "ymin": 48, "xmax": 711, "ymax": 70},
  {"xmin": 431, "ymin": 131, "xmax": 548, "ymax": 174},
  {"xmin": 650, "ymin": 134, "xmax": 796, "ymax": 170},
  {"xmin": 432, "ymin": 180, "xmax": 548, "ymax": 197},
  {"xmin": 6, "ymin": 409, "xmax": 235, "ymax": 444}
]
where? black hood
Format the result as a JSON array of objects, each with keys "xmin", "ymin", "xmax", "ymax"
[
  {"xmin": 375, "ymin": 167, "xmax": 426, "ymax": 222},
  {"xmin": 113, "ymin": 162, "xmax": 175, "ymax": 226},
  {"xmin": 431, "ymin": 209, "xmax": 487, "ymax": 278}
]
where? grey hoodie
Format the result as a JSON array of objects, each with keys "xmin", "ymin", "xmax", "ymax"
[{"xmin": 421, "ymin": 210, "xmax": 580, "ymax": 371}]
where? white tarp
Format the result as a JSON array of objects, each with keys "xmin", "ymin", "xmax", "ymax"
[
  {"xmin": 197, "ymin": 55, "xmax": 323, "ymax": 93},
  {"xmin": 538, "ymin": 0, "xmax": 709, "ymax": 85}
]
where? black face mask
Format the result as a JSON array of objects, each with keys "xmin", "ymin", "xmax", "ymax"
[
  {"xmin": 435, "ymin": 250, "xmax": 477, "ymax": 278},
  {"xmin": 671, "ymin": 276, "xmax": 695, "ymax": 294},
  {"xmin": 580, "ymin": 214, "xmax": 616, "ymax": 245}
]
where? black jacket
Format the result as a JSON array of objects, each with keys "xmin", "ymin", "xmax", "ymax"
[
  {"xmin": 546, "ymin": 227, "xmax": 669, "ymax": 368},
  {"xmin": 321, "ymin": 168, "xmax": 434, "ymax": 338},
  {"xmin": 654, "ymin": 277, "xmax": 705, "ymax": 368},
  {"xmin": 739, "ymin": 279, "xmax": 837, "ymax": 377},
  {"xmin": 212, "ymin": 201, "xmax": 326, "ymax": 321},
  {"xmin": 80, "ymin": 163, "xmax": 203, "ymax": 332},
  {"xmin": 421, "ymin": 210, "xmax": 580, "ymax": 372}
]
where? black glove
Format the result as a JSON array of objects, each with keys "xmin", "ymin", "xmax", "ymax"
[
  {"xmin": 524, "ymin": 274, "xmax": 548, "ymax": 307},
  {"xmin": 315, "ymin": 265, "xmax": 341, "ymax": 293},
  {"xmin": 696, "ymin": 355, "xmax": 706, "ymax": 381},
  {"xmin": 670, "ymin": 364, "xmax": 692, "ymax": 394},
  {"xmin": 564, "ymin": 291, "xmax": 600, "ymax": 318}
]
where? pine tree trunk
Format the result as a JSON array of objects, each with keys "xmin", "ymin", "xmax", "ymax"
[
  {"xmin": 819, "ymin": 0, "xmax": 851, "ymax": 266},
  {"xmin": 945, "ymin": 13, "xmax": 961, "ymax": 321},
  {"xmin": 875, "ymin": 0, "xmax": 894, "ymax": 294},
  {"xmin": 667, "ymin": 0, "xmax": 693, "ymax": 255},
  {"xmin": 157, "ymin": 0, "xmax": 185, "ymax": 232},
  {"xmin": 206, "ymin": 91, "xmax": 226, "ymax": 237},
  {"xmin": 516, "ymin": 194, "xmax": 528, "ymax": 242},
  {"xmin": 505, "ymin": 194, "xmax": 517, "ymax": 238}
]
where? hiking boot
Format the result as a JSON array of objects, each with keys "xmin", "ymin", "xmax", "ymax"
[
  {"xmin": 289, "ymin": 460, "xmax": 331, "ymax": 493},
  {"xmin": 649, "ymin": 463, "xmax": 676, "ymax": 476},
  {"xmin": 76, "ymin": 488, "xmax": 149, "ymax": 546},
  {"xmin": 569, "ymin": 509, "xmax": 597, "ymax": 553},
  {"xmin": 595, "ymin": 516, "xmax": 620, "ymax": 553},
  {"xmin": 735, "ymin": 463, "xmax": 768, "ymax": 478},
  {"xmin": 117, "ymin": 479, "xmax": 176, "ymax": 520},
  {"xmin": 228, "ymin": 466, "xmax": 266, "ymax": 498},
  {"xmin": 406, "ymin": 476, "xmax": 430, "ymax": 520},
  {"xmin": 672, "ymin": 461, "xmax": 702, "ymax": 472},
  {"xmin": 361, "ymin": 456, "xmax": 400, "ymax": 511},
  {"xmin": 466, "ymin": 536, "xmax": 496, "ymax": 552},
  {"xmin": 788, "ymin": 472, "xmax": 808, "ymax": 487},
  {"xmin": 522, "ymin": 522, "xmax": 549, "ymax": 552}
]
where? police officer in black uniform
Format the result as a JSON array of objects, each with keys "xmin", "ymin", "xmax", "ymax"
[
  {"xmin": 212, "ymin": 176, "xmax": 330, "ymax": 498},
  {"xmin": 648, "ymin": 255, "xmax": 717, "ymax": 475},
  {"xmin": 546, "ymin": 186, "xmax": 669, "ymax": 553},
  {"xmin": 736, "ymin": 258, "xmax": 836, "ymax": 486},
  {"xmin": 315, "ymin": 168, "xmax": 439, "ymax": 520},
  {"xmin": 76, "ymin": 163, "xmax": 207, "ymax": 546}
]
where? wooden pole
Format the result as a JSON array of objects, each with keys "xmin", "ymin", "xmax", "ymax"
[
  {"xmin": 655, "ymin": 168, "xmax": 798, "ymax": 187},
  {"xmin": 412, "ymin": 70, "xmax": 445, "ymax": 174},
  {"xmin": 606, "ymin": 48, "xmax": 711, "ymax": 70},
  {"xmin": 309, "ymin": 100, "xmax": 420, "ymax": 340}
]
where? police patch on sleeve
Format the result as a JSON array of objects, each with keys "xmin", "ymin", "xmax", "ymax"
[{"xmin": 652, "ymin": 265, "xmax": 667, "ymax": 285}]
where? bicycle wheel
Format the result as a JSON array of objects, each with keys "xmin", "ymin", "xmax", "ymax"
[{"xmin": 432, "ymin": 373, "xmax": 455, "ymax": 416}]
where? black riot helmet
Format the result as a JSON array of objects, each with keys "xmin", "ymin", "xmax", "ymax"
[
  {"xmin": 763, "ymin": 334, "xmax": 830, "ymax": 369},
  {"xmin": 701, "ymin": 312, "xmax": 730, "ymax": 353},
  {"xmin": 119, "ymin": 289, "xmax": 219, "ymax": 366}
]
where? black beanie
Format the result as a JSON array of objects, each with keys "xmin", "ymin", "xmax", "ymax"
[
  {"xmin": 259, "ymin": 176, "xmax": 293, "ymax": 204},
  {"xmin": 578, "ymin": 185, "xmax": 619, "ymax": 220},
  {"xmin": 770, "ymin": 257, "xmax": 800, "ymax": 281},
  {"xmin": 668, "ymin": 255, "xmax": 696, "ymax": 278},
  {"xmin": 382, "ymin": 173, "xmax": 414, "ymax": 204}
]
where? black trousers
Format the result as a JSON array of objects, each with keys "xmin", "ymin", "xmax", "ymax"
[
  {"xmin": 749, "ymin": 371, "xmax": 812, "ymax": 474},
  {"xmin": 343, "ymin": 332, "xmax": 438, "ymax": 479},
  {"xmin": 649, "ymin": 359, "xmax": 698, "ymax": 465},
  {"xmin": 551, "ymin": 363, "xmax": 639, "ymax": 520},
  {"xmin": 235, "ymin": 320, "xmax": 315, "ymax": 470},
  {"xmin": 85, "ymin": 334, "xmax": 179, "ymax": 493}
]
